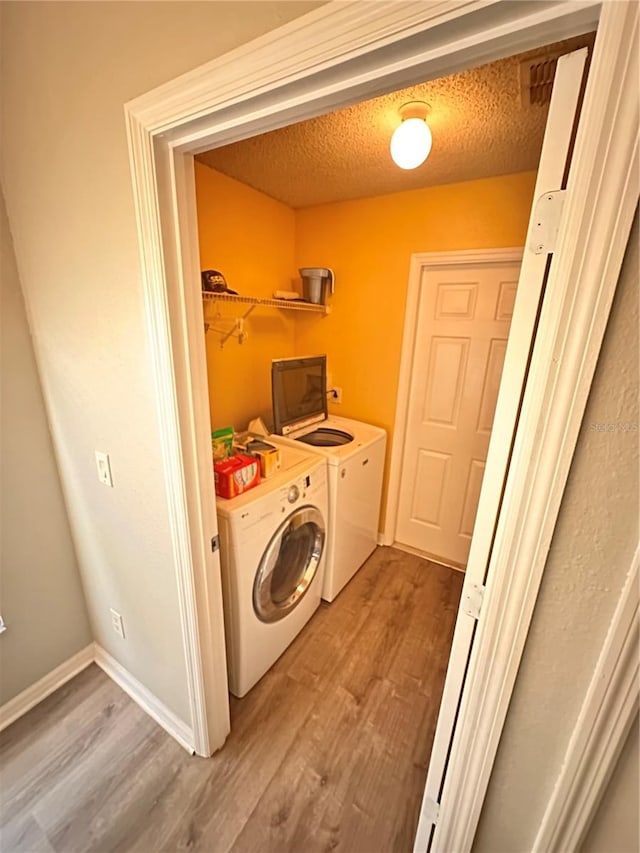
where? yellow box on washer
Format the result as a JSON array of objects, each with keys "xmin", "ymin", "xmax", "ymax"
[{"xmin": 250, "ymin": 443, "xmax": 281, "ymax": 478}]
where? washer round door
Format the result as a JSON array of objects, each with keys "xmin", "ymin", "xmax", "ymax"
[{"xmin": 253, "ymin": 505, "xmax": 325, "ymax": 623}]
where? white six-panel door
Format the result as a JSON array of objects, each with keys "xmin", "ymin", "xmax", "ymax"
[{"xmin": 395, "ymin": 262, "xmax": 520, "ymax": 568}]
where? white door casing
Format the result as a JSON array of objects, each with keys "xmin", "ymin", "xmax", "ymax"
[
  {"xmin": 533, "ymin": 547, "xmax": 639, "ymax": 851},
  {"xmin": 124, "ymin": 0, "xmax": 638, "ymax": 849},
  {"xmin": 395, "ymin": 261, "xmax": 521, "ymax": 567}
]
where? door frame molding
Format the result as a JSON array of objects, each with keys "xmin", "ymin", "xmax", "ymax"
[
  {"xmin": 123, "ymin": 0, "xmax": 638, "ymax": 849},
  {"xmin": 533, "ymin": 546, "xmax": 639, "ymax": 851},
  {"xmin": 429, "ymin": 7, "xmax": 638, "ymax": 847},
  {"xmin": 383, "ymin": 247, "xmax": 524, "ymax": 550}
]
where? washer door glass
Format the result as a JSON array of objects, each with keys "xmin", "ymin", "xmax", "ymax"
[{"xmin": 253, "ymin": 505, "xmax": 325, "ymax": 623}]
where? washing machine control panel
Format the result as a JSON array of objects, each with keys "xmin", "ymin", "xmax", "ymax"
[{"xmin": 278, "ymin": 471, "xmax": 316, "ymax": 512}]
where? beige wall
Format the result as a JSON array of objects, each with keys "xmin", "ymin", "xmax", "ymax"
[
  {"xmin": 0, "ymin": 1, "xmax": 321, "ymax": 724},
  {"xmin": 0, "ymin": 191, "xmax": 92, "ymax": 705},
  {"xmin": 581, "ymin": 714, "xmax": 639, "ymax": 853},
  {"xmin": 2, "ymin": 3, "xmax": 636, "ymax": 833},
  {"xmin": 473, "ymin": 213, "xmax": 639, "ymax": 851}
]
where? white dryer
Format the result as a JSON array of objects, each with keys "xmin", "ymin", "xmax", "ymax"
[
  {"xmin": 271, "ymin": 415, "xmax": 386, "ymax": 602},
  {"xmin": 216, "ymin": 446, "xmax": 328, "ymax": 698}
]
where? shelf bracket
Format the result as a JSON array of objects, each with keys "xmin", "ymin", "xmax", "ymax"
[
  {"xmin": 204, "ymin": 305, "xmax": 256, "ymax": 349},
  {"xmin": 217, "ymin": 304, "xmax": 256, "ymax": 347},
  {"xmin": 202, "ymin": 290, "xmax": 327, "ymax": 347}
]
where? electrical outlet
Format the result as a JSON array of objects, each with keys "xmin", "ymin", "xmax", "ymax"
[
  {"xmin": 95, "ymin": 451, "xmax": 113, "ymax": 487},
  {"xmin": 110, "ymin": 608, "xmax": 125, "ymax": 639},
  {"xmin": 332, "ymin": 386, "xmax": 343, "ymax": 403}
]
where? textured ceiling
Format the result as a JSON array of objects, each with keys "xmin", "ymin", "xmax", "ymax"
[{"xmin": 196, "ymin": 34, "xmax": 594, "ymax": 209}]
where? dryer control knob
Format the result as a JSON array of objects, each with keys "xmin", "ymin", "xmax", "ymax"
[{"xmin": 287, "ymin": 485, "xmax": 300, "ymax": 504}]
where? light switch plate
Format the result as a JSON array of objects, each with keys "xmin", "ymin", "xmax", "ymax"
[{"xmin": 95, "ymin": 451, "xmax": 113, "ymax": 487}]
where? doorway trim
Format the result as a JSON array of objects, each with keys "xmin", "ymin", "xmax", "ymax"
[
  {"xmin": 383, "ymin": 247, "xmax": 524, "ymax": 549},
  {"xmin": 533, "ymin": 546, "xmax": 639, "ymax": 851},
  {"xmin": 123, "ymin": 0, "xmax": 638, "ymax": 848}
]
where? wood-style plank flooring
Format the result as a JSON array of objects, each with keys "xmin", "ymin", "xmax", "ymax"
[{"xmin": 0, "ymin": 547, "xmax": 463, "ymax": 853}]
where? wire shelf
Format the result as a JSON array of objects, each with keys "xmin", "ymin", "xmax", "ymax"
[{"xmin": 202, "ymin": 291, "xmax": 329, "ymax": 314}]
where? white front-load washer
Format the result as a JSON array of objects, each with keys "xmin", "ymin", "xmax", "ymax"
[
  {"xmin": 270, "ymin": 415, "xmax": 386, "ymax": 602},
  {"xmin": 216, "ymin": 445, "xmax": 328, "ymax": 698}
]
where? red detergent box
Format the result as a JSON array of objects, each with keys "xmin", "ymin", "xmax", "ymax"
[{"xmin": 214, "ymin": 453, "xmax": 261, "ymax": 499}]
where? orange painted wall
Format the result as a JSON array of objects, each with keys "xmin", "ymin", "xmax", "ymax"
[
  {"xmin": 195, "ymin": 162, "xmax": 298, "ymax": 431},
  {"xmin": 195, "ymin": 164, "xmax": 537, "ymax": 523},
  {"xmin": 294, "ymin": 171, "xmax": 537, "ymax": 518}
]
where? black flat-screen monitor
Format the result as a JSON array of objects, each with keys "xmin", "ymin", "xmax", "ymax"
[{"xmin": 272, "ymin": 355, "xmax": 327, "ymax": 435}]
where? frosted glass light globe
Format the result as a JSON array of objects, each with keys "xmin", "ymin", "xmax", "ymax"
[{"xmin": 390, "ymin": 118, "xmax": 432, "ymax": 170}]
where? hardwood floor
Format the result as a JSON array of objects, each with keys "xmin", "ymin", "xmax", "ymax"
[{"xmin": 0, "ymin": 547, "xmax": 463, "ymax": 853}]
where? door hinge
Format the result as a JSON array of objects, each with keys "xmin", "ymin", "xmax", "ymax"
[
  {"xmin": 211, "ymin": 534, "xmax": 220, "ymax": 554},
  {"xmin": 530, "ymin": 189, "xmax": 566, "ymax": 255},
  {"xmin": 463, "ymin": 582, "xmax": 485, "ymax": 620},
  {"xmin": 423, "ymin": 796, "xmax": 440, "ymax": 825}
]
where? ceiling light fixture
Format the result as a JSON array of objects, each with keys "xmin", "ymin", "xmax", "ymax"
[{"xmin": 390, "ymin": 101, "xmax": 432, "ymax": 170}]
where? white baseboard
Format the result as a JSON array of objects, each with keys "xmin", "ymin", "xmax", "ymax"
[
  {"xmin": 1, "ymin": 643, "xmax": 195, "ymax": 756},
  {"xmin": 377, "ymin": 531, "xmax": 391, "ymax": 546},
  {"xmin": 94, "ymin": 645, "xmax": 194, "ymax": 754},
  {"xmin": 0, "ymin": 644, "xmax": 94, "ymax": 732}
]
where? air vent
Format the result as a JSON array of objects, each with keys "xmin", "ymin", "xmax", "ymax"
[
  {"xmin": 520, "ymin": 55, "xmax": 559, "ymax": 107},
  {"xmin": 520, "ymin": 34, "xmax": 595, "ymax": 108}
]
